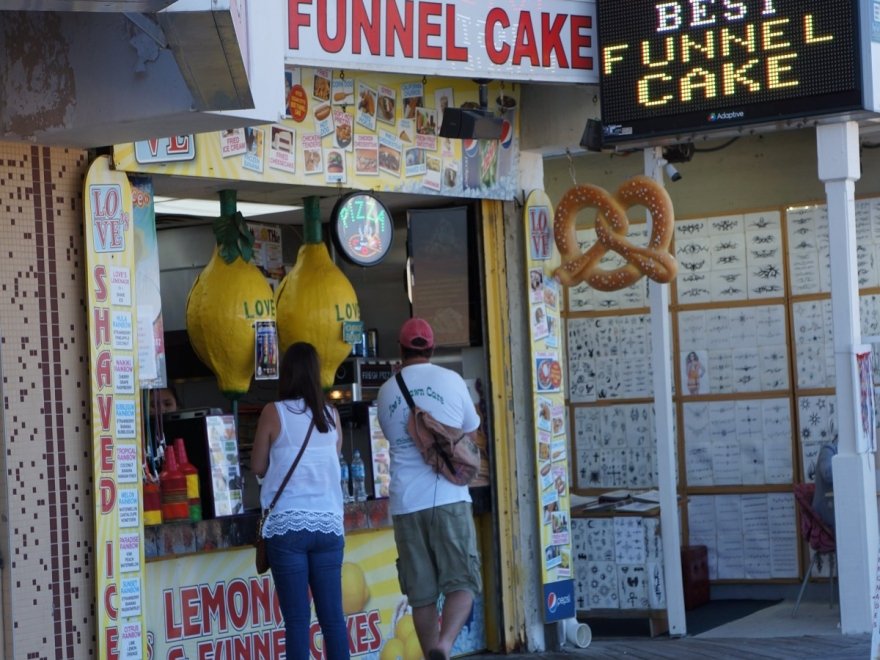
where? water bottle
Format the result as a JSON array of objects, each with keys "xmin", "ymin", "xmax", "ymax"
[
  {"xmin": 340, "ymin": 454, "xmax": 353, "ymax": 504},
  {"xmin": 351, "ymin": 450, "xmax": 367, "ymax": 502}
]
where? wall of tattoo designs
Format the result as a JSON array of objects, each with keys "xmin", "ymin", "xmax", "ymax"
[
  {"xmin": 554, "ymin": 178, "xmax": 677, "ymax": 611},
  {"xmin": 564, "ymin": 197, "xmax": 880, "ymax": 584}
]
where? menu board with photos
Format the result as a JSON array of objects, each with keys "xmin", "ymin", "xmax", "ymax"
[
  {"xmin": 114, "ymin": 68, "xmax": 520, "ymax": 202},
  {"xmin": 204, "ymin": 415, "xmax": 244, "ymax": 517}
]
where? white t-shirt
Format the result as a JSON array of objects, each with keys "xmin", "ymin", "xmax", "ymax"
[{"xmin": 376, "ymin": 362, "xmax": 480, "ymax": 516}]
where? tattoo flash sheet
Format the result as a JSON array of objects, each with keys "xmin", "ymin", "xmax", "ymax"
[
  {"xmin": 786, "ymin": 204, "xmax": 831, "ymax": 296},
  {"xmin": 573, "ymin": 404, "xmax": 658, "ymax": 490},
  {"xmin": 687, "ymin": 494, "xmax": 798, "ymax": 581},
  {"xmin": 683, "ymin": 398, "xmax": 792, "ymax": 487},
  {"xmin": 678, "ymin": 305, "xmax": 788, "ymax": 396},
  {"xmin": 567, "ymin": 314, "xmax": 652, "ymax": 403},
  {"xmin": 571, "ymin": 516, "xmax": 665, "ymax": 611},
  {"xmin": 797, "ymin": 395, "xmax": 838, "ymax": 483},
  {"xmin": 675, "ymin": 211, "xmax": 784, "ymax": 304}
]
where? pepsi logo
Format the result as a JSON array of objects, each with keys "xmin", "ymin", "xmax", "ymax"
[
  {"xmin": 463, "ymin": 138, "xmax": 479, "ymax": 158},
  {"xmin": 500, "ymin": 119, "xmax": 513, "ymax": 149},
  {"xmin": 547, "ymin": 592, "xmax": 558, "ymax": 613}
]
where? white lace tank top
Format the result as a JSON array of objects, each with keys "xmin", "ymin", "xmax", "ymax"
[{"xmin": 260, "ymin": 401, "xmax": 344, "ymax": 538}]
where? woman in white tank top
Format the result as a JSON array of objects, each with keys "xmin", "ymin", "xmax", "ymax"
[{"xmin": 251, "ymin": 342, "xmax": 349, "ymax": 659}]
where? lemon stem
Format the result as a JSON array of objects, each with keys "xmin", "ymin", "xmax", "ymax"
[
  {"xmin": 303, "ymin": 196, "xmax": 322, "ymax": 244},
  {"xmin": 219, "ymin": 189, "xmax": 237, "ymax": 218}
]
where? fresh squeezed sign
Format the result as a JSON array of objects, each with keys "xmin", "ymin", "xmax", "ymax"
[
  {"xmin": 85, "ymin": 156, "xmax": 147, "ymax": 659},
  {"xmin": 286, "ymin": 0, "xmax": 598, "ymax": 83}
]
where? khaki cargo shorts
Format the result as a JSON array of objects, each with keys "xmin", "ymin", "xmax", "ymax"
[{"xmin": 392, "ymin": 501, "xmax": 482, "ymax": 608}]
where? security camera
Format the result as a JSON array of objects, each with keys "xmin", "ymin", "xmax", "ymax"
[{"xmin": 664, "ymin": 161, "xmax": 682, "ymax": 182}]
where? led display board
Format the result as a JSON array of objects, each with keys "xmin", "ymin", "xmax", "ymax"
[{"xmin": 598, "ymin": 0, "xmax": 863, "ymax": 144}]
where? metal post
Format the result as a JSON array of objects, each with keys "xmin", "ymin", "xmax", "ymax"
[{"xmin": 645, "ymin": 147, "xmax": 686, "ymax": 636}]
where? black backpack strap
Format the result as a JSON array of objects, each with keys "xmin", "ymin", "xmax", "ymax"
[
  {"xmin": 396, "ymin": 371, "xmax": 417, "ymax": 410},
  {"xmin": 396, "ymin": 370, "xmax": 457, "ymax": 475}
]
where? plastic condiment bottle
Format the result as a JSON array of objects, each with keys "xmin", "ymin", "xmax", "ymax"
[
  {"xmin": 143, "ymin": 476, "xmax": 163, "ymax": 525},
  {"xmin": 159, "ymin": 445, "xmax": 190, "ymax": 522},
  {"xmin": 173, "ymin": 438, "xmax": 202, "ymax": 521}
]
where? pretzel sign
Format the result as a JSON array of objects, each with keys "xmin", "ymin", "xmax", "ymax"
[{"xmin": 553, "ymin": 175, "xmax": 678, "ymax": 291}]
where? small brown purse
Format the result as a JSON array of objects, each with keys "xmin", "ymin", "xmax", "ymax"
[{"xmin": 255, "ymin": 418, "xmax": 315, "ymax": 574}]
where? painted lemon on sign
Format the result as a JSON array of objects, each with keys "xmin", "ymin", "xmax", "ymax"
[
  {"xmin": 379, "ymin": 638, "xmax": 405, "ymax": 660},
  {"xmin": 341, "ymin": 561, "xmax": 370, "ymax": 615},
  {"xmin": 403, "ymin": 632, "xmax": 423, "ymax": 660},
  {"xmin": 395, "ymin": 614, "xmax": 415, "ymax": 642}
]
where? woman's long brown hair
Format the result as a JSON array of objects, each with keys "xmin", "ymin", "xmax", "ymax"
[{"xmin": 278, "ymin": 342, "xmax": 334, "ymax": 433}]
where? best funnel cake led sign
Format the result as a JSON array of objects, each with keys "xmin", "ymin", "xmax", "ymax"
[{"xmin": 597, "ymin": 0, "xmax": 863, "ymax": 143}]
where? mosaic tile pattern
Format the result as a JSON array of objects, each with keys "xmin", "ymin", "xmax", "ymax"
[{"xmin": 0, "ymin": 144, "xmax": 93, "ymax": 658}]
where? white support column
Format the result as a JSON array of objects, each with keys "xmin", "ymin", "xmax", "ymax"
[
  {"xmin": 644, "ymin": 147, "xmax": 686, "ymax": 636},
  {"xmin": 816, "ymin": 121, "xmax": 878, "ymax": 634}
]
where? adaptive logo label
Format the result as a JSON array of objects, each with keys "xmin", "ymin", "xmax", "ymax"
[{"xmin": 708, "ymin": 110, "xmax": 746, "ymax": 122}]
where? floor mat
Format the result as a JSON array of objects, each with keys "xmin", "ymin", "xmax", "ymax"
[
  {"xmin": 583, "ymin": 599, "xmax": 783, "ymax": 638},
  {"xmin": 685, "ymin": 599, "xmax": 782, "ymax": 636}
]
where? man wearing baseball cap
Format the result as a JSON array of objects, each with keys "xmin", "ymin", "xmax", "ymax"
[{"xmin": 376, "ymin": 318, "xmax": 482, "ymax": 660}]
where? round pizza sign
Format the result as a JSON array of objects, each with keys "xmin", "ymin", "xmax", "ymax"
[{"xmin": 331, "ymin": 192, "xmax": 393, "ymax": 267}]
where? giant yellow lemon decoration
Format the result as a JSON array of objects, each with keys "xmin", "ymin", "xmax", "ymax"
[
  {"xmin": 185, "ymin": 191, "xmax": 274, "ymax": 399},
  {"xmin": 341, "ymin": 561, "xmax": 369, "ymax": 614},
  {"xmin": 275, "ymin": 197, "xmax": 359, "ymax": 388}
]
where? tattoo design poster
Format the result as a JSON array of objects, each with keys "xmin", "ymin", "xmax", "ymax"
[
  {"xmin": 574, "ymin": 404, "xmax": 658, "ymax": 490},
  {"xmin": 571, "ymin": 516, "xmax": 666, "ymax": 611},
  {"xmin": 687, "ymin": 494, "xmax": 798, "ymax": 581}
]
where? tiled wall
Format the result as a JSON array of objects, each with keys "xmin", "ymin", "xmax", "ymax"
[{"xmin": 0, "ymin": 144, "xmax": 93, "ymax": 658}]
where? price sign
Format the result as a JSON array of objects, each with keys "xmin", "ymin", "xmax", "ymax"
[{"xmin": 598, "ymin": 0, "xmax": 863, "ymax": 143}]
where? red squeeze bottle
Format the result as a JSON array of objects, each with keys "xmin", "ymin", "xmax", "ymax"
[
  {"xmin": 159, "ymin": 446, "xmax": 190, "ymax": 522},
  {"xmin": 143, "ymin": 477, "xmax": 163, "ymax": 525},
  {"xmin": 174, "ymin": 438, "xmax": 203, "ymax": 521}
]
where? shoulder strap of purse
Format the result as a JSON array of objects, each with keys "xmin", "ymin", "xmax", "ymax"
[
  {"xmin": 395, "ymin": 371, "xmax": 417, "ymax": 411},
  {"xmin": 265, "ymin": 416, "xmax": 317, "ymax": 513}
]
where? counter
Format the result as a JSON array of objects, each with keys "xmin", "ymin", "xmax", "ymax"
[
  {"xmin": 145, "ymin": 485, "xmax": 492, "ymax": 560},
  {"xmin": 142, "ymin": 488, "xmax": 492, "ymax": 656}
]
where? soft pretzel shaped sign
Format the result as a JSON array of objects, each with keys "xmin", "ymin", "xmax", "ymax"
[{"xmin": 553, "ymin": 175, "xmax": 678, "ymax": 291}]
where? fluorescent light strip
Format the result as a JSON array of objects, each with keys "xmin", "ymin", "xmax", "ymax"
[{"xmin": 153, "ymin": 196, "xmax": 301, "ymax": 217}]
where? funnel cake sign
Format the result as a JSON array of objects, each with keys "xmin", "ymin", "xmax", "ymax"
[
  {"xmin": 598, "ymin": 0, "xmax": 863, "ymax": 143},
  {"xmin": 286, "ymin": 0, "xmax": 598, "ymax": 83}
]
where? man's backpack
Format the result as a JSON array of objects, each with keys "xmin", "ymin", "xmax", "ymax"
[{"xmin": 395, "ymin": 372, "xmax": 481, "ymax": 486}]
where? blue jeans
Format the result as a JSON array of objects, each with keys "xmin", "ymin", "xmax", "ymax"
[{"xmin": 267, "ymin": 529, "xmax": 349, "ymax": 659}]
